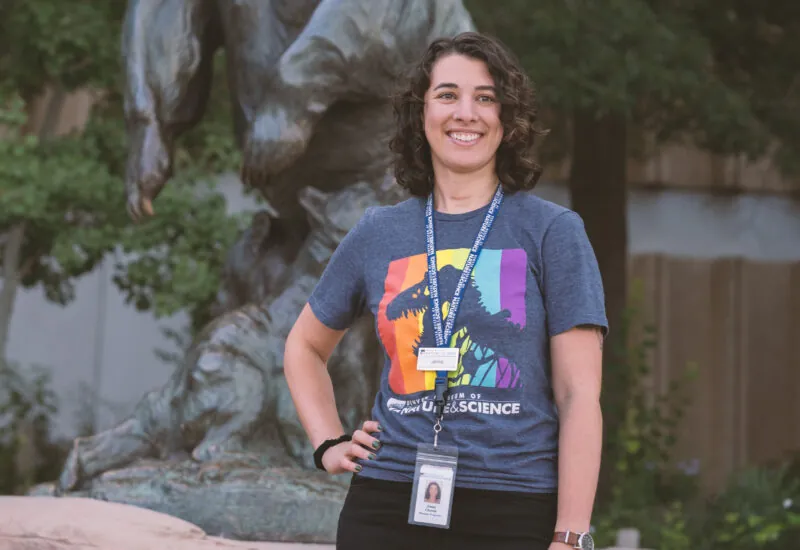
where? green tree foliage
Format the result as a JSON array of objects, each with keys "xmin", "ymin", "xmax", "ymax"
[
  {"xmin": 0, "ymin": 0, "xmax": 123, "ymax": 95},
  {"xmin": 0, "ymin": 0, "xmax": 249, "ymax": 347},
  {"xmin": 681, "ymin": 0, "xmax": 800, "ymax": 173},
  {"xmin": 466, "ymin": 0, "xmax": 788, "ymax": 160}
]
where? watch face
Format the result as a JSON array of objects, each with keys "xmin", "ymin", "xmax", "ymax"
[{"xmin": 578, "ymin": 533, "xmax": 594, "ymax": 550}]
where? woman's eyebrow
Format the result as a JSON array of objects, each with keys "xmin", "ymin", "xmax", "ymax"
[{"xmin": 432, "ymin": 83, "xmax": 496, "ymax": 92}]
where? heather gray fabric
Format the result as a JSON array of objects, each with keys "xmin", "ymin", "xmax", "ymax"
[{"xmin": 309, "ymin": 191, "xmax": 607, "ymax": 493}]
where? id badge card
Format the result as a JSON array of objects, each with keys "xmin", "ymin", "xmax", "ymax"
[
  {"xmin": 408, "ymin": 443, "xmax": 458, "ymax": 529},
  {"xmin": 416, "ymin": 347, "xmax": 459, "ymax": 371}
]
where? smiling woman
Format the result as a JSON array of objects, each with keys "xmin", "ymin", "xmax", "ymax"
[
  {"xmin": 390, "ymin": 32, "xmax": 546, "ymax": 205},
  {"xmin": 285, "ymin": 31, "xmax": 606, "ymax": 550},
  {"xmin": 423, "ymin": 54, "xmax": 504, "ymax": 190}
]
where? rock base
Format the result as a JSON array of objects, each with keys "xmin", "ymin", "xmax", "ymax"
[{"xmin": 28, "ymin": 457, "xmax": 349, "ymax": 544}]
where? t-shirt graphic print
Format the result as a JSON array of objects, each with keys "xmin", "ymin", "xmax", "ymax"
[{"xmin": 378, "ymin": 247, "xmax": 527, "ymax": 397}]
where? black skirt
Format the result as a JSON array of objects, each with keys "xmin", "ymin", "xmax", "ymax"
[{"xmin": 336, "ymin": 475, "xmax": 558, "ymax": 550}]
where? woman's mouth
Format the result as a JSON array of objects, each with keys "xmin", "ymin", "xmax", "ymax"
[{"xmin": 447, "ymin": 131, "xmax": 482, "ymax": 145}]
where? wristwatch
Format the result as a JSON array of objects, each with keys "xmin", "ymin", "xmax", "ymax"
[{"xmin": 553, "ymin": 530, "xmax": 594, "ymax": 550}]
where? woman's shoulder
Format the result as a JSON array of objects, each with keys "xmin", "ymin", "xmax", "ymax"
[
  {"xmin": 355, "ymin": 196, "xmax": 424, "ymax": 231},
  {"xmin": 504, "ymin": 191, "xmax": 583, "ymax": 235},
  {"xmin": 337, "ymin": 196, "xmax": 424, "ymax": 256}
]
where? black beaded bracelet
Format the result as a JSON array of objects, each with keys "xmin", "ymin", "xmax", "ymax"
[{"xmin": 313, "ymin": 434, "xmax": 352, "ymax": 471}]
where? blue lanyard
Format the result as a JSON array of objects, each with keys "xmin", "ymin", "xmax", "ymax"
[{"xmin": 425, "ymin": 184, "xmax": 504, "ymax": 417}]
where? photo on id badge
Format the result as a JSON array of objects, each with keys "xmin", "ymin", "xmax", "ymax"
[{"xmin": 412, "ymin": 464, "xmax": 454, "ymax": 526}]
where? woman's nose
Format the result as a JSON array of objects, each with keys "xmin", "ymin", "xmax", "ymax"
[{"xmin": 453, "ymin": 97, "xmax": 477, "ymax": 121}]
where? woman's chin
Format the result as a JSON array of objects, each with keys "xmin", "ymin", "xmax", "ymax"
[{"xmin": 440, "ymin": 159, "xmax": 492, "ymax": 175}]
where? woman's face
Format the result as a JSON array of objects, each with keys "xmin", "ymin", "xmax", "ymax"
[
  {"xmin": 423, "ymin": 53, "xmax": 503, "ymax": 178},
  {"xmin": 430, "ymin": 484, "xmax": 439, "ymax": 498}
]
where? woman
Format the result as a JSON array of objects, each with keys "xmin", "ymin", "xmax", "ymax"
[
  {"xmin": 425, "ymin": 482, "xmax": 442, "ymax": 504},
  {"xmin": 285, "ymin": 31, "xmax": 606, "ymax": 550}
]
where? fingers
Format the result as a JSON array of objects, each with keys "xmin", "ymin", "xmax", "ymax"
[
  {"xmin": 323, "ymin": 421, "xmax": 385, "ymax": 474},
  {"xmin": 347, "ymin": 439, "xmax": 376, "ymax": 462},
  {"xmin": 361, "ymin": 420, "xmax": 383, "ymax": 434},
  {"xmin": 327, "ymin": 440, "xmax": 370, "ymax": 474},
  {"xmin": 336, "ymin": 449, "xmax": 367, "ymax": 474},
  {"xmin": 337, "ymin": 439, "xmax": 378, "ymax": 474},
  {"xmin": 337, "ymin": 453, "xmax": 362, "ymax": 474},
  {"xmin": 352, "ymin": 428, "xmax": 382, "ymax": 454}
]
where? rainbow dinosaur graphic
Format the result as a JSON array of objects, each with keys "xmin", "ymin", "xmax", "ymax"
[{"xmin": 377, "ymin": 248, "xmax": 528, "ymax": 395}]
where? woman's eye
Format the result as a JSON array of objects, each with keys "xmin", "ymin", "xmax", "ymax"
[
  {"xmin": 438, "ymin": 92, "xmax": 456, "ymax": 100},
  {"xmin": 478, "ymin": 95, "xmax": 496, "ymax": 103}
]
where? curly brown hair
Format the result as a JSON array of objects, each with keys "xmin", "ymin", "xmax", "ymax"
[{"xmin": 390, "ymin": 32, "xmax": 546, "ymax": 197}]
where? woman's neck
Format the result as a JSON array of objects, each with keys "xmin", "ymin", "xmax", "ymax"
[{"xmin": 431, "ymin": 167, "xmax": 498, "ymax": 215}]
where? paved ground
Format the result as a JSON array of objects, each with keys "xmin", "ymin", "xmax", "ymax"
[
  {"xmin": 205, "ymin": 543, "xmax": 334, "ymax": 549},
  {"xmin": 234, "ymin": 544, "xmax": 333, "ymax": 549}
]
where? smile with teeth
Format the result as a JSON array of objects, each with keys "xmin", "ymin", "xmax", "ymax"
[{"xmin": 448, "ymin": 131, "xmax": 481, "ymax": 144}]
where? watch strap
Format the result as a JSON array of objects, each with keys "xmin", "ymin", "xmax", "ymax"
[
  {"xmin": 313, "ymin": 434, "xmax": 352, "ymax": 471},
  {"xmin": 553, "ymin": 531, "xmax": 581, "ymax": 547}
]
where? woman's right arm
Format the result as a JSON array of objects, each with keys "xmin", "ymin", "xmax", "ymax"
[{"xmin": 285, "ymin": 304, "xmax": 381, "ymax": 474}]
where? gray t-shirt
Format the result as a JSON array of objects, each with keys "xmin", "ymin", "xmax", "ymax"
[{"xmin": 308, "ymin": 190, "xmax": 607, "ymax": 493}]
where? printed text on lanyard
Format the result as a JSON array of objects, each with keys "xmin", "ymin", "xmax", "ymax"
[{"xmin": 423, "ymin": 184, "xmax": 504, "ymax": 445}]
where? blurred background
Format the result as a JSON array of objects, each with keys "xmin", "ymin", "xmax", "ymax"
[{"xmin": 0, "ymin": 1, "xmax": 798, "ymax": 548}]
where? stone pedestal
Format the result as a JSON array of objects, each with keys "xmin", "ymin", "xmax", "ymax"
[{"xmin": 31, "ymin": 457, "xmax": 350, "ymax": 544}]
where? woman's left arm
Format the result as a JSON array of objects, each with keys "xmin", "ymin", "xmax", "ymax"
[{"xmin": 550, "ymin": 325, "xmax": 604, "ymax": 547}]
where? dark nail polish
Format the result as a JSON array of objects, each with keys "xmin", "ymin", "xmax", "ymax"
[
  {"xmin": 372, "ymin": 441, "xmax": 381, "ymax": 450},
  {"xmin": 355, "ymin": 465, "xmax": 362, "ymax": 472},
  {"xmin": 377, "ymin": 424, "xmax": 383, "ymax": 432},
  {"xmin": 368, "ymin": 453, "xmax": 376, "ymax": 460}
]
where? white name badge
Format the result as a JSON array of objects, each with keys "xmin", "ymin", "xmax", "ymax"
[
  {"xmin": 416, "ymin": 347, "xmax": 459, "ymax": 372},
  {"xmin": 408, "ymin": 443, "xmax": 459, "ymax": 529}
]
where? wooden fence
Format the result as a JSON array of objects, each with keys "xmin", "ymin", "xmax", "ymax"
[
  {"xmin": 628, "ymin": 254, "xmax": 800, "ymax": 492},
  {"xmin": 544, "ymin": 142, "xmax": 799, "ymax": 196}
]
